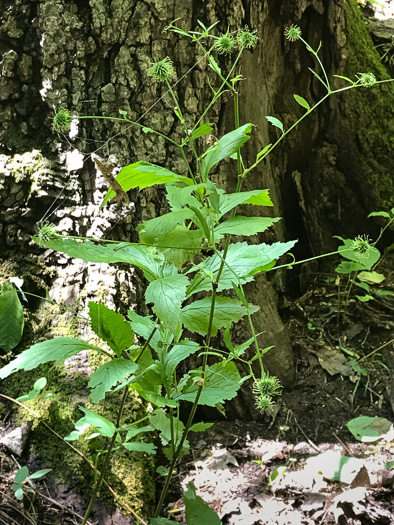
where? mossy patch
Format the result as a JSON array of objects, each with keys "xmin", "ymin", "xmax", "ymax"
[{"xmin": 342, "ymin": 0, "xmax": 394, "ymax": 209}]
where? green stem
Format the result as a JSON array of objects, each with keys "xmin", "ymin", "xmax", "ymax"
[
  {"xmin": 81, "ymin": 386, "xmax": 129, "ymax": 525},
  {"xmin": 81, "ymin": 328, "xmax": 156, "ymax": 525},
  {"xmin": 75, "ymin": 115, "xmax": 180, "ymax": 148}
]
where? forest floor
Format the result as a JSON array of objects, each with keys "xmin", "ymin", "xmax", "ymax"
[{"xmin": 0, "ymin": 259, "xmax": 394, "ymax": 525}]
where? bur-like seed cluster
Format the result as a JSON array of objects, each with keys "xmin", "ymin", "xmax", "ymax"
[
  {"xmin": 352, "ymin": 235, "xmax": 372, "ymax": 258},
  {"xmin": 147, "ymin": 57, "xmax": 174, "ymax": 83},
  {"xmin": 237, "ymin": 27, "xmax": 258, "ymax": 49},
  {"xmin": 253, "ymin": 372, "xmax": 282, "ymax": 414},
  {"xmin": 214, "ymin": 31, "xmax": 236, "ymax": 54},
  {"xmin": 36, "ymin": 222, "xmax": 59, "ymax": 245},
  {"xmin": 357, "ymin": 72, "xmax": 377, "ymax": 88},
  {"xmin": 52, "ymin": 108, "xmax": 73, "ymax": 132},
  {"xmin": 284, "ymin": 24, "xmax": 302, "ymax": 42}
]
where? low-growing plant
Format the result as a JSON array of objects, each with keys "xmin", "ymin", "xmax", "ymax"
[
  {"xmin": 12, "ymin": 465, "xmax": 52, "ymax": 501},
  {"xmin": 335, "ymin": 208, "xmax": 394, "ymax": 320},
  {"xmin": 1, "ymin": 19, "xmax": 393, "ymax": 525}
]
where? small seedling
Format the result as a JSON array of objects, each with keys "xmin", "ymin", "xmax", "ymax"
[
  {"xmin": 12, "ymin": 466, "xmax": 52, "ymax": 500},
  {"xmin": 16, "ymin": 377, "xmax": 53, "ymax": 402}
]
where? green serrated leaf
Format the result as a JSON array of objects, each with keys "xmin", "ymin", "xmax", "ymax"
[
  {"xmin": 89, "ymin": 359, "xmax": 138, "ymax": 403},
  {"xmin": 138, "ymin": 209, "xmax": 193, "ymax": 244},
  {"xmin": 202, "ymin": 123, "xmax": 253, "ymax": 177},
  {"xmin": 219, "ymin": 190, "xmax": 273, "ymax": 216},
  {"xmin": 176, "ymin": 361, "xmax": 241, "ymax": 406},
  {"xmin": 89, "ymin": 302, "xmax": 133, "ymax": 355},
  {"xmin": 0, "ymin": 283, "xmax": 24, "ymax": 352},
  {"xmin": 265, "ymin": 116, "xmax": 283, "ymax": 133},
  {"xmin": 102, "ymin": 161, "xmax": 193, "ymax": 206},
  {"xmin": 132, "ymin": 383, "xmax": 178, "ymax": 407},
  {"xmin": 0, "ymin": 337, "xmax": 101, "ymax": 380},
  {"xmin": 335, "ymin": 261, "xmax": 366, "ymax": 274},
  {"xmin": 294, "ymin": 94, "xmax": 310, "ymax": 111},
  {"xmin": 181, "ymin": 296, "xmax": 258, "ymax": 336},
  {"xmin": 162, "ymin": 340, "xmax": 200, "ymax": 379},
  {"xmin": 214, "ymin": 216, "xmax": 280, "ymax": 239},
  {"xmin": 184, "ymin": 482, "xmax": 222, "ymax": 525},
  {"xmin": 159, "ymin": 227, "xmax": 205, "ymax": 267},
  {"xmin": 145, "ymin": 274, "xmax": 188, "ymax": 333},
  {"xmin": 187, "ymin": 241, "xmax": 296, "ymax": 296},
  {"xmin": 189, "ymin": 123, "xmax": 213, "ymax": 141},
  {"xmin": 32, "ymin": 237, "xmax": 178, "ymax": 282}
]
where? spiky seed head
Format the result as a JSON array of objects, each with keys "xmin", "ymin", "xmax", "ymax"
[
  {"xmin": 147, "ymin": 57, "xmax": 174, "ymax": 83},
  {"xmin": 284, "ymin": 25, "xmax": 302, "ymax": 42},
  {"xmin": 237, "ymin": 27, "xmax": 258, "ymax": 49},
  {"xmin": 214, "ymin": 31, "xmax": 236, "ymax": 54},
  {"xmin": 52, "ymin": 108, "xmax": 73, "ymax": 132}
]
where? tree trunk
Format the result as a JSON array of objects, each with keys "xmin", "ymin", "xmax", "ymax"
[{"xmin": 1, "ymin": 0, "xmax": 393, "ymax": 407}]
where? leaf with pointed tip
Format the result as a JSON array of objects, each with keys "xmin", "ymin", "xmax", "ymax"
[
  {"xmin": 137, "ymin": 209, "xmax": 193, "ymax": 244},
  {"xmin": 266, "ymin": 116, "xmax": 283, "ymax": 133},
  {"xmin": 102, "ymin": 161, "xmax": 193, "ymax": 206},
  {"xmin": 0, "ymin": 338, "xmax": 102, "ymax": 380},
  {"xmin": 32, "ymin": 237, "xmax": 177, "ymax": 282},
  {"xmin": 203, "ymin": 123, "xmax": 253, "ymax": 177},
  {"xmin": 176, "ymin": 361, "xmax": 241, "ymax": 407},
  {"xmin": 89, "ymin": 302, "xmax": 133, "ymax": 356},
  {"xmin": 294, "ymin": 94, "xmax": 310, "ymax": 111},
  {"xmin": 214, "ymin": 216, "xmax": 279, "ymax": 239},
  {"xmin": 219, "ymin": 190, "xmax": 273, "ymax": 217},
  {"xmin": 256, "ymin": 144, "xmax": 272, "ymax": 161},
  {"xmin": 187, "ymin": 241, "xmax": 297, "ymax": 296},
  {"xmin": 189, "ymin": 123, "xmax": 213, "ymax": 141},
  {"xmin": 64, "ymin": 406, "xmax": 115, "ymax": 441},
  {"xmin": 0, "ymin": 283, "xmax": 24, "ymax": 352},
  {"xmin": 145, "ymin": 274, "xmax": 189, "ymax": 333},
  {"xmin": 181, "ymin": 296, "xmax": 258, "ymax": 336},
  {"xmin": 88, "ymin": 359, "xmax": 138, "ymax": 403}
]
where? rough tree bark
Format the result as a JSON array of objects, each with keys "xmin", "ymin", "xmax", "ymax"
[{"xmin": 1, "ymin": 0, "xmax": 393, "ymax": 412}]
